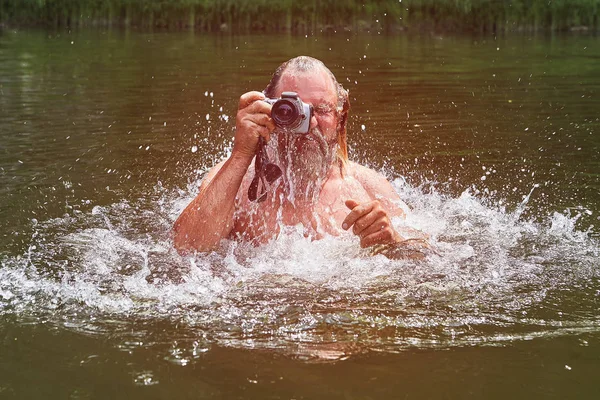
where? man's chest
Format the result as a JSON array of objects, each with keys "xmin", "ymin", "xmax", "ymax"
[{"xmin": 231, "ymin": 176, "xmax": 372, "ymax": 243}]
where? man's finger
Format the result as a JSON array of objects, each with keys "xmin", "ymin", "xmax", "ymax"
[
  {"xmin": 252, "ymin": 125, "xmax": 270, "ymax": 142},
  {"xmin": 262, "ymin": 114, "xmax": 276, "ymax": 131},
  {"xmin": 345, "ymin": 199, "xmax": 360, "ymax": 210},
  {"xmin": 239, "ymin": 91, "xmax": 265, "ymax": 110},
  {"xmin": 342, "ymin": 201, "xmax": 373, "ymax": 230},
  {"xmin": 356, "ymin": 216, "xmax": 388, "ymax": 237},
  {"xmin": 360, "ymin": 229, "xmax": 396, "ymax": 248},
  {"xmin": 351, "ymin": 210, "xmax": 384, "ymax": 236},
  {"xmin": 246, "ymin": 113, "xmax": 275, "ymax": 131},
  {"xmin": 246, "ymin": 98, "xmax": 273, "ymax": 115},
  {"xmin": 342, "ymin": 199, "xmax": 360, "ymax": 230}
]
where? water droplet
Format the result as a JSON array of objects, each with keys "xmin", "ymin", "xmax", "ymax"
[
  {"xmin": 134, "ymin": 371, "xmax": 159, "ymax": 386},
  {"xmin": 191, "ymin": 146, "xmax": 198, "ymax": 153}
]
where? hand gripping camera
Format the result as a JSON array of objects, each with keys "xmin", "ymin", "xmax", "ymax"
[{"xmin": 263, "ymin": 91, "xmax": 313, "ymax": 134}]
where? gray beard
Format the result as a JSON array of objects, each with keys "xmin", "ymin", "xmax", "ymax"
[{"xmin": 277, "ymin": 128, "xmax": 336, "ymax": 205}]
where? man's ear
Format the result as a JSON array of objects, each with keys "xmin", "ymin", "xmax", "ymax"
[
  {"xmin": 336, "ymin": 86, "xmax": 350, "ymax": 162},
  {"xmin": 337, "ymin": 86, "xmax": 350, "ymax": 129}
]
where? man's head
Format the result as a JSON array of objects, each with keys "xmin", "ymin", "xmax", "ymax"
[{"xmin": 264, "ymin": 56, "xmax": 350, "ymax": 166}]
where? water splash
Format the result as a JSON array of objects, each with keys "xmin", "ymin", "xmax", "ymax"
[{"xmin": 1, "ymin": 175, "xmax": 598, "ymax": 361}]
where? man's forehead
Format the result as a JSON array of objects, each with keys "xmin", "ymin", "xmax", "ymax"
[{"xmin": 276, "ymin": 68, "xmax": 337, "ymax": 102}]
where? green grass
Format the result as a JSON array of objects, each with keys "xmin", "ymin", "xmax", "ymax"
[{"xmin": 1, "ymin": 0, "xmax": 599, "ymax": 33}]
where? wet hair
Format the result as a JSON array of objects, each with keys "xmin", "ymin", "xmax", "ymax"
[{"xmin": 264, "ymin": 56, "xmax": 350, "ymax": 168}]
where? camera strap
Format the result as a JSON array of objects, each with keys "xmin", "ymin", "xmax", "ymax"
[{"xmin": 248, "ymin": 137, "xmax": 282, "ymax": 202}]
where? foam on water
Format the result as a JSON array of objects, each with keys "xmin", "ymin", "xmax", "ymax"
[{"xmin": 1, "ymin": 174, "xmax": 599, "ymax": 360}]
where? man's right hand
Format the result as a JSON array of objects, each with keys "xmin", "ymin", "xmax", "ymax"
[
  {"xmin": 174, "ymin": 91, "xmax": 274, "ymax": 252},
  {"xmin": 233, "ymin": 91, "xmax": 276, "ymax": 159}
]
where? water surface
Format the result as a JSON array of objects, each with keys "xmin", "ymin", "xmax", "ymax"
[{"xmin": 0, "ymin": 29, "xmax": 599, "ymax": 399}]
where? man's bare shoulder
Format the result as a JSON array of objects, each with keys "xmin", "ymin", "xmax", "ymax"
[
  {"xmin": 199, "ymin": 158, "xmax": 254, "ymax": 194},
  {"xmin": 198, "ymin": 159, "xmax": 227, "ymax": 192},
  {"xmin": 347, "ymin": 162, "xmax": 395, "ymax": 193},
  {"xmin": 346, "ymin": 161, "xmax": 406, "ymax": 218}
]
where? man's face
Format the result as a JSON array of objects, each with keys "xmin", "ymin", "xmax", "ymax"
[
  {"xmin": 274, "ymin": 68, "xmax": 339, "ymax": 148},
  {"xmin": 272, "ymin": 67, "xmax": 340, "ymax": 198}
]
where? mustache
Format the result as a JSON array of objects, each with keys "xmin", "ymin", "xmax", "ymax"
[{"xmin": 304, "ymin": 128, "xmax": 330, "ymax": 156}]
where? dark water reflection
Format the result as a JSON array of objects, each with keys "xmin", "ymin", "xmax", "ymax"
[
  {"xmin": 2, "ymin": 31, "xmax": 599, "ymax": 244},
  {"xmin": 1, "ymin": 30, "xmax": 599, "ymax": 398}
]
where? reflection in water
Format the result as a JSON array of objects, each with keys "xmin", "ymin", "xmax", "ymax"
[
  {"xmin": 0, "ymin": 32, "xmax": 599, "ymax": 395},
  {"xmin": 1, "ymin": 172, "xmax": 598, "ymax": 361}
]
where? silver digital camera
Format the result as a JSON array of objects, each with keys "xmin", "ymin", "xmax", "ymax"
[{"xmin": 263, "ymin": 91, "xmax": 312, "ymax": 134}]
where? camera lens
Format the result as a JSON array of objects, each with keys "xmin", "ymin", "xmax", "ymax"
[{"xmin": 271, "ymin": 99, "xmax": 299, "ymax": 127}]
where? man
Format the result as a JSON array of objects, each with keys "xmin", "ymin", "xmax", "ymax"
[{"xmin": 174, "ymin": 56, "xmax": 429, "ymax": 258}]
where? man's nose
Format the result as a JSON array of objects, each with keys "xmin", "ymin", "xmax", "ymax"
[{"xmin": 309, "ymin": 113, "xmax": 318, "ymax": 131}]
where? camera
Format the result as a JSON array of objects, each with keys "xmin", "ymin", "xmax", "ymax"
[{"xmin": 263, "ymin": 91, "xmax": 312, "ymax": 134}]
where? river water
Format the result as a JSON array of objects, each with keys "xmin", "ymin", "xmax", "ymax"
[{"xmin": 1, "ymin": 29, "xmax": 599, "ymax": 398}]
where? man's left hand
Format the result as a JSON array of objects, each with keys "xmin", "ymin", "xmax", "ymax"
[{"xmin": 342, "ymin": 199, "xmax": 401, "ymax": 248}]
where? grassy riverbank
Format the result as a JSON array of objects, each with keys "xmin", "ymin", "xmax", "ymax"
[{"xmin": 1, "ymin": 0, "xmax": 598, "ymax": 33}]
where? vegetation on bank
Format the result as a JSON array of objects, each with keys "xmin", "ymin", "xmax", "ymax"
[{"xmin": 1, "ymin": 0, "xmax": 599, "ymax": 33}]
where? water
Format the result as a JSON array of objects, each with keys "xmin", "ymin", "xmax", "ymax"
[{"xmin": 1, "ymin": 29, "xmax": 599, "ymax": 398}]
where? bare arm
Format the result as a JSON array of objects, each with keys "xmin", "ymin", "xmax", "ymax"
[
  {"xmin": 342, "ymin": 164, "xmax": 430, "ymax": 259},
  {"xmin": 173, "ymin": 155, "xmax": 250, "ymax": 252},
  {"xmin": 173, "ymin": 91, "xmax": 275, "ymax": 252}
]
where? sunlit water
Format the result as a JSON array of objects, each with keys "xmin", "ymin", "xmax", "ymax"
[
  {"xmin": 0, "ymin": 173, "xmax": 600, "ymax": 356},
  {"xmin": 1, "ymin": 29, "xmax": 599, "ymax": 397},
  {"xmin": 2, "ymin": 162, "xmax": 599, "ymax": 360}
]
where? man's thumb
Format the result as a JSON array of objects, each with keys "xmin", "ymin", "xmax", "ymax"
[{"xmin": 345, "ymin": 199, "xmax": 359, "ymax": 210}]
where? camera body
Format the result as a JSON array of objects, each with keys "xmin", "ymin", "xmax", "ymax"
[{"xmin": 263, "ymin": 91, "xmax": 312, "ymax": 134}]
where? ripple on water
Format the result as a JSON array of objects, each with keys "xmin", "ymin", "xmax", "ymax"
[{"xmin": 0, "ymin": 177, "xmax": 599, "ymax": 361}]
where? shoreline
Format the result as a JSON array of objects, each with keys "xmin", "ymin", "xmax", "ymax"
[{"xmin": 2, "ymin": 0, "xmax": 599, "ymax": 35}]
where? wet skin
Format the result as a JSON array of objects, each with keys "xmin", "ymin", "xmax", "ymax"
[{"xmin": 173, "ymin": 66, "xmax": 428, "ymax": 256}]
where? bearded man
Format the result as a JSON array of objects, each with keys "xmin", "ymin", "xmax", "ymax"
[{"xmin": 174, "ymin": 56, "xmax": 429, "ymax": 258}]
